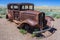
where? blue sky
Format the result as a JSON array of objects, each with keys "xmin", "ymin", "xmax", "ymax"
[{"xmin": 0, "ymin": 0, "xmax": 60, "ymax": 6}]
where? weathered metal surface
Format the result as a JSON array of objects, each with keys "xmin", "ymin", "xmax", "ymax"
[{"xmin": 6, "ymin": 3, "xmax": 55, "ymax": 30}]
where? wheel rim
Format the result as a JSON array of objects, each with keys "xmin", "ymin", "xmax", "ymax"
[{"xmin": 22, "ymin": 24, "xmax": 30, "ymax": 31}]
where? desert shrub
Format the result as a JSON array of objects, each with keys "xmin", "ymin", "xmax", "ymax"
[
  {"xmin": 19, "ymin": 29, "xmax": 27, "ymax": 35},
  {"xmin": 31, "ymin": 33, "xmax": 36, "ymax": 37},
  {"xmin": 0, "ymin": 8, "xmax": 2, "ymax": 11},
  {"xmin": 52, "ymin": 14, "xmax": 60, "ymax": 19},
  {"xmin": 0, "ymin": 16, "xmax": 2, "ymax": 18},
  {"xmin": 0, "ymin": 8, "xmax": 7, "ymax": 15},
  {"xmin": 52, "ymin": 14, "xmax": 57, "ymax": 18},
  {"xmin": 55, "ymin": 14, "xmax": 60, "ymax": 19}
]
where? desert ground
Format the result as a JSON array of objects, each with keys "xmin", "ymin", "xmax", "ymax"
[{"xmin": 0, "ymin": 18, "xmax": 60, "ymax": 40}]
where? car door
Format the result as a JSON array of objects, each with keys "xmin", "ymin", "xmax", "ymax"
[{"xmin": 13, "ymin": 4, "xmax": 20, "ymax": 21}]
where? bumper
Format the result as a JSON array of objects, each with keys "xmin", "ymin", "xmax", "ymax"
[{"xmin": 33, "ymin": 26, "xmax": 57, "ymax": 34}]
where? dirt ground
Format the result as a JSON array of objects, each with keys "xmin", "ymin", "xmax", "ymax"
[{"xmin": 0, "ymin": 18, "xmax": 60, "ymax": 40}]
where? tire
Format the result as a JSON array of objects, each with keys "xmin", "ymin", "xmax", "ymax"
[
  {"xmin": 6, "ymin": 15, "xmax": 13, "ymax": 22},
  {"xmin": 8, "ymin": 19, "xmax": 13, "ymax": 22},
  {"xmin": 6, "ymin": 15, "xmax": 8, "ymax": 19},
  {"xmin": 20, "ymin": 23, "xmax": 40, "ymax": 33},
  {"xmin": 21, "ymin": 23, "xmax": 30, "ymax": 31}
]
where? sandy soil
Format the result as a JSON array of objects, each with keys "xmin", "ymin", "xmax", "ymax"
[{"xmin": 0, "ymin": 18, "xmax": 60, "ymax": 40}]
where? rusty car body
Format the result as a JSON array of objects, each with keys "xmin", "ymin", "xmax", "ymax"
[{"xmin": 6, "ymin": 3, "xmax": 55, "ymax": 33}]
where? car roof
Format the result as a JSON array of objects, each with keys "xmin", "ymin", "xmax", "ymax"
[{"xmin": 8, "ymin": 3, "xmax": 34, "ymax": 6}]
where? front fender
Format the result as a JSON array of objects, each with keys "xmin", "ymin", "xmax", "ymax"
[
  {"xmin": 25, "ymin": 19, "xmax": 37, "ymax": 26},
  {"xmin": 45, "ymin": 16, "xmax": 55, "ymax": 21},
  {"xmin": 45, "ymin": 16, "xmax": 55, "ymax": 27}
]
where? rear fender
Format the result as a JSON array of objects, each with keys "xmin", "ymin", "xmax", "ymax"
[{"xmin": 8, "ymin": 14, "xmax": 13, "ymax": 19}]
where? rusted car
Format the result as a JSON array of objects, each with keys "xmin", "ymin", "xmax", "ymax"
[{"xmin": 6, "ymin": 3, "xmax": 56, "ymax": 33}]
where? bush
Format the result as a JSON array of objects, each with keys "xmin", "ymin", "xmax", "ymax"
[
  {"xmin": 31, "ymin": 33, "xmax": 36, "ymax": 37},
  {"xmin": 19, "ymin": 29, "xmax": 27, "ymax": 35},
  {"xmin": 0, "ymin": 8, "xmax": 7, "ymax": 15},
  {"xmin": 52, "ymin": 14, "xmax": 60, "ymax": 19},
  {"xmin": 0, "ymin": 16, "xmax": 2, "ymax": 18},
  {"xmin": 55, "ymin": 15, "xmax": 60, "ymax": 19}
]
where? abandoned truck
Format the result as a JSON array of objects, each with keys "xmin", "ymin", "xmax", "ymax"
[{"xmin": 6, "ymin": 3, "xmax": 56, "ymax": 33}]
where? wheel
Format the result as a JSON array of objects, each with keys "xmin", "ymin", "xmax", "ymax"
[
  {"xmin": 6, "ymin": 14, "xmax": 13, "ymax": 22},
  {"xmin": 20, "ymin": 23, "xmax": 34, "ymax": 33},
  {"xmin": 8, "ymin": 19, "xmax": 13, "ymax": 22},
  {"xmin": 21, "ymin": 23, "xmax": 30, "ymax": 31},
  {"xmin": 6, "ymin": 15, "xmax": 8, "ymax": 19}
]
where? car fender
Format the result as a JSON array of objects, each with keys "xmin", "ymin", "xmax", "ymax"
[
  {"xmin": 24, "ymin": 19, "xmax": 37, "ymax": 26},
  {"xmin": 8, "ymin": 14, "xmax": 12, "ymax": 19},
  {"xmin": 45, "ymin": 16, "xmax": 55, "ymax": 27}
]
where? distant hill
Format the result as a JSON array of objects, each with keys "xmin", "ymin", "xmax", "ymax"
[
  {"xmin": 0, "ymin": 5, "xmax": 6, "ymax": 8},
  {"xmin": 0, "ymin": 6, "xmax": 60, "ymax": 18},
  {"xmin": 0, "ymin": 5, "xmax": 60, "ymax": 9},
  {"xmin": 35, "ymin": 6, "xmax": 60, "ymax": 9},
  {"xmin": 34, "ymin": 6, "xmax": 60, "ymax": 12}
]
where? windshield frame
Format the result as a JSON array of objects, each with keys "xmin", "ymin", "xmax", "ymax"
[{"xmin": 20, "ymin": 5, "xmax": 34, "ymax": 11}]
